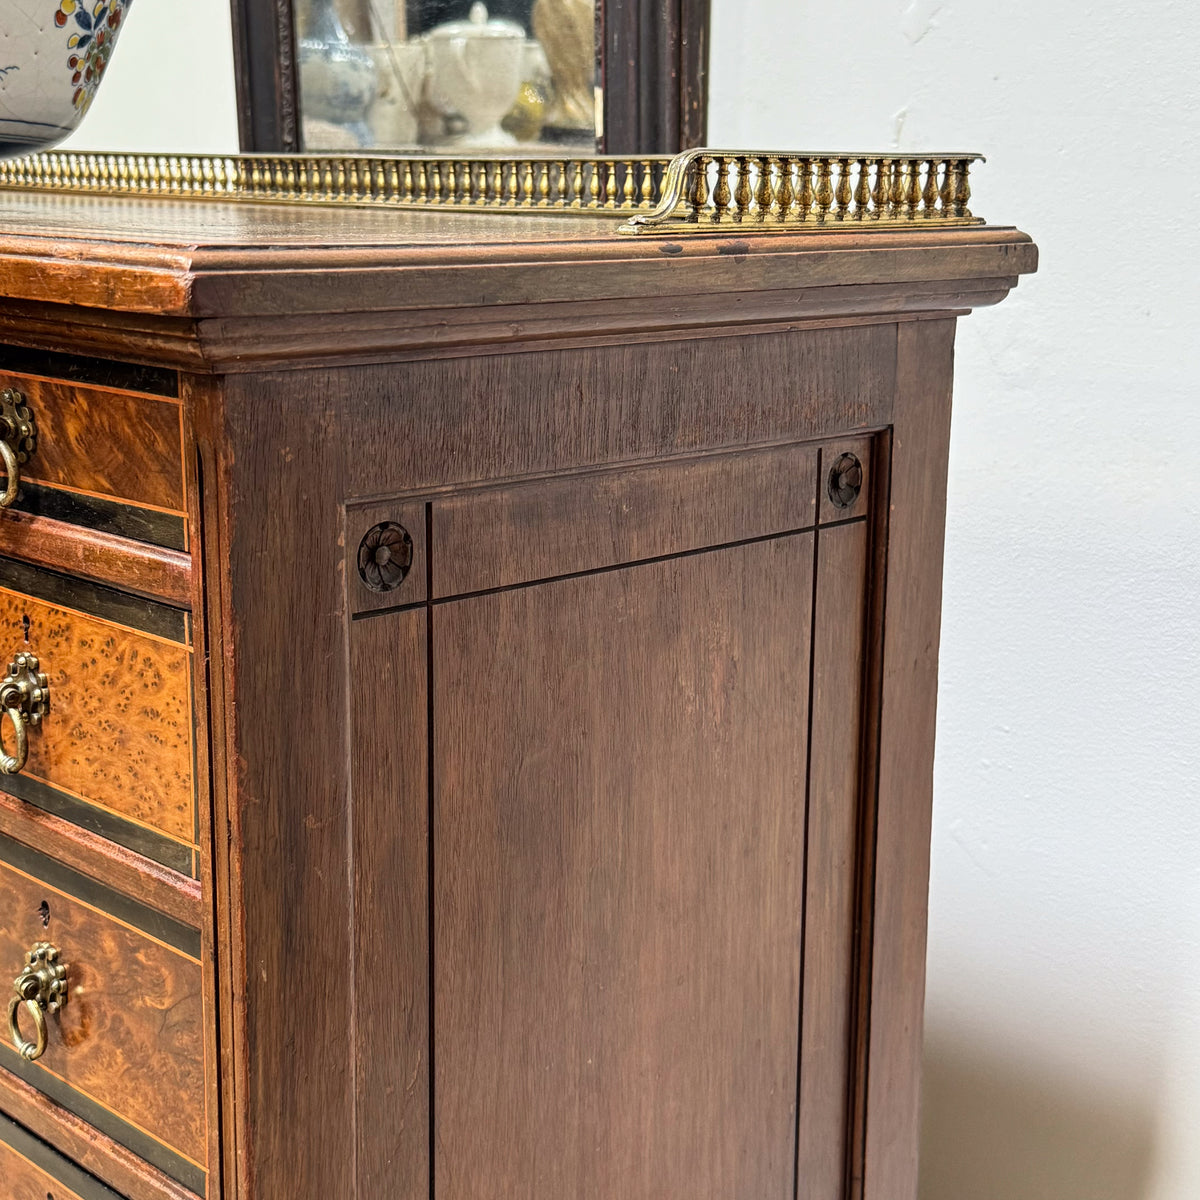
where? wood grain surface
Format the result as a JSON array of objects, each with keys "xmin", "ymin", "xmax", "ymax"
[
  {"xmin": 862, "ymin": 320, "xmax": 957, "ymax": 1200},
  {"xmin": 0, "ymin": 373, "xmax": 185, "ymax": 514},
  {"xmin": 186, "ymin": 191, "xmax": 1035, "ymax": 1200},
  {"xmin": 212, "ymin": 327, "xmax": 892, "ymax": 1200},
  {"xmin": 0, "ymin": 589, "xmax": 195, "ymax": 846},
  {"xmin": 0, "ymin": 1138, "xmax": 92, "ymax": 1200},
  {"xmin": 350, "ymin": 608, "xmax": 429, "ymax": 1200},
  {"xmin": 432, "ymin": 442, "xmax": 819, "ymax": 596},
  {"xmin": 433, "ymin": 537, "xmax": 814, "ymax": 1200},
  {"xmin": 340, "ymin": 326, "xmax": 895, "ymax": 502},
  {"xmin": 0, "ymin": 1067, "xmax": 194, "ymax": 1200},
  {"xmin": 0, "ymin": 857, "xmax": 205, "ymax": 1166},
  {"xmin": 0, "ymin": 509, "xmax": 191, "ymax": 607},
  {"xmin": 0, "ymin": 192, "xmax": 1033, "ymax": 375},
  {"xmin": 0, "ymin": 790, "xmax": 200, "ymax": 929},
  {"xmin": 796, "ymin": 514, "xmax": 871, "ymax": 1199}
]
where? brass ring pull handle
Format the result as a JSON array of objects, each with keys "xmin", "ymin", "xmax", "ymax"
[
  {"xmin": 0, "ymin": 437, "xmax": 17, "ymax": 508},
  {"xmin": 8, "ymin": 942, "xmax": 68, "ymax": 1062},
  {"xmin": 0, "ymin": 652, "xmax": 49, "ymax": 775},
  {"xmin": 0, "ymin": 388, "xmax": 36, "ymax": 509}
]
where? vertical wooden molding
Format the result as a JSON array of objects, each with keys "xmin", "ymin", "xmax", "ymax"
[
  {"xmin": 228, "ymin": 0, "xmax": 300, "ymax": 152},
  {"xmin": 862, "ymin": 319, "xmax": 958, "ymax": 1200},
  {"xmin": 596, "ymin": 0, "xmax": 711, "ymax": 153},
  {"xmin": 678, "ymin": 0, "xmax": 710, "ymax": 148}
]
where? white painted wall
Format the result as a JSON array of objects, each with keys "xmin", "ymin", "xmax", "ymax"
[
  {"xmin": 62, "ymin": 0, "xmax": 239, "ymax": 152},
  {"xmin": 58, "ymin": 1, "xmax": 1200, "ymax": 1195},
  {"xmin": 708, "ymin": 2, "xmax": 1200, "ymax": 1198}
]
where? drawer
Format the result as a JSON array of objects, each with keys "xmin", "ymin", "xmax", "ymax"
[
  {"xmin": 0, "ymin": 349, "xmax": 185, "ymax": 552},
  {"xmin": 1, "ymin": 1109, "xmax": 127, "ymax": 1200},
  {"xmin": 0, "ymin": 834, "xmax": 205, "ymax": 1196},
  {"xmin": 0, "ymin": 559, "xmax": 197, "ymax": 877}
]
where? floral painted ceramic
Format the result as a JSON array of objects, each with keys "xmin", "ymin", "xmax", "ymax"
[{"xmin": 0, "ymin": 0, "xmax": 132, "ymax": 157}]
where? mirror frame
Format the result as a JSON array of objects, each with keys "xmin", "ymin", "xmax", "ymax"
[{"xmin": 228, "ymin": 0, "xmax": 709, "ymax": 155}]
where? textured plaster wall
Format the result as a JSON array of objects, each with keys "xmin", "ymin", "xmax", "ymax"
[{"xmin": 709, "ymin": 2, "xmax": 1200, "ymax": 1197}]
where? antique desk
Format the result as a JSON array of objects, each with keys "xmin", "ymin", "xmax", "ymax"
[{"xmin": 0, "ymin": 151, "xmax": 1035, "ymax": 1200}]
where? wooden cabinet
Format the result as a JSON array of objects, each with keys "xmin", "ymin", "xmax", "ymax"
[{"xmin": 0, "ymin": 154, "xmax": 1035, "ymax": 1200}]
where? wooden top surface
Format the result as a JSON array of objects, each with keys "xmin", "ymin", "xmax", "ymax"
[{"xmin": 0, "ymin": 189, "xmax": 1037, "ymax": 370}]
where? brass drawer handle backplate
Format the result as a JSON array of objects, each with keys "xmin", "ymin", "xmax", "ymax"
[
  {"xmin": 8, "ymin": 942, "xmax": 68, "ymax": 1062},
  {"xmin": 0, "ymin": 388, "xmax": 36, "ymax": 508},
  {"xmin": 0, "ymin": 652, "xmax": 49, "ymax": 775}
]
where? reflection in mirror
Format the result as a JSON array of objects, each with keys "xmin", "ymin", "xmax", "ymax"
[{"xmin": 295, "ymin": 0, "xmax": 597, "ymax": 153}]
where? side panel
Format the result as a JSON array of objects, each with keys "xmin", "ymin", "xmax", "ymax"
[
  {"xmin": 212, "ymin": 326, "xmax": 896, "ymax": 1200},
  {"xmin": 862, "ymin": 319, "xmax": 957, "ymax": 1200}
]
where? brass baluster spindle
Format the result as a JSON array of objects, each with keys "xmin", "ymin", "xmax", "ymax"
[
  {"xmin": 712, "ymin": 155, "xmax": 732, "ymax": 221},
  {"xmin": 689, "ymin": 154, "xmax": 711, "ymax": 221},
  {"xmin": 853, "ymin": 157, "xmax": 871, "ymax": 219},
  {"xmin": 954, "ymin": 159, "xmax": 972, "ymax": 217},
  {"xmin": 887, "ymin": 159, "xmax": 904, "ymax": 217},
  {"xmin": 734, "ymin": 156, "xmax": 753, "ymax": 220},
  {"xmin": 815, "ymin": 158, "xmax": 834, "ymax": 221},
  {"xmin": 835, "ymin": 157, "xmax": 852, "ymax": 220},
  {"xmin": 797, "ymin": 157, "xmax": 813, "ymax": 221},
  {"xmin": 748, "ymin": 156, "xmax": 768, "ymax": 222},
  {"xmin": 921, "ymin": 159, "xmax": 938, "ymax": 217},
  {"xmin": 938, "ymin": 159, "xmax": 952, "ymax": 216},
  {"xmin": 604, "ymin": 161, "xmax": 618, "ymax": 208},
  {"xmin": 906, "ymin": 159, "xmax": 921, "ymax": 217},
  {"xmin": 778, "ymin": 156, "xmax": 798, "ymax": 221}
]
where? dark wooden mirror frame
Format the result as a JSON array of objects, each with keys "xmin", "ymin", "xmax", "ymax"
[{"xmin": 229, "ymin": 0, "xmax": 709, "ymax": 155}]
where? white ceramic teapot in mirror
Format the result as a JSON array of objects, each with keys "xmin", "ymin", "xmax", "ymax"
[
  {"xmin": 0, "ymin": 0, "xmax": 133, "ymax": 157},
  {"xmin": 424, "ymin": 2, "xmax": 525, "ymax": 147}
]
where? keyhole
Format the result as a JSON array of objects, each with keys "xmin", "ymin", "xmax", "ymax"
[
  {"xmin": 22, "ymin": 613, "xmax": 30, "ymax": 643},
  {"xmin": 38, "ymin": 899, "xmax": 50, "ymax": 927}
]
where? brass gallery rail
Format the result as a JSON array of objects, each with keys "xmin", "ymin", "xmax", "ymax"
[{"xmin": 0, "ymin": 148, "xmax": 984, "ymax": 234}]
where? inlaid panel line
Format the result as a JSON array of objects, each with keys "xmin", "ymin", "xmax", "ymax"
[
  {"xmin": 427, "ymin": 520, "xmax": 862, "ymax": 608},
  {"xmin": 794, "ymin": 448, "xmax": 823, "ymax": 1200},
  {"xmin": 847, "ymin": 428, "xmax": 894, "ymax": 1200},
  {"xmin": 426, "ymin": 498, "xmax": 437, "ymax": 1200}
]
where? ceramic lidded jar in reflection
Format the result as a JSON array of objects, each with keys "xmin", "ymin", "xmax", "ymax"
[
  {"xmin": 424, "ymin": 2, "xmax": 525, "ymax": 147},
  {"xmin": 0, "ymin": 0, "xmax": 134, "ymax": 157}
]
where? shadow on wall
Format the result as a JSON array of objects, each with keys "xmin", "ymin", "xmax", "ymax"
[{"xmin": 919, "ymin": 1031, "xmax": 1157, "ymax": 1200}]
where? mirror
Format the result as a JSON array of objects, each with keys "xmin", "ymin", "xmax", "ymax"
[
  {"xmin": 295, "ymin": 0, "xmax": 597, "ymax": 153},
  {"xmin": 231, "ymin": 0, "xmax": 710, "ymax": 156}
]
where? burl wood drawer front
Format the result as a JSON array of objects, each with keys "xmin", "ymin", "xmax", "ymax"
[
  {"xmin": 0, "ymin": 363, "xmax": 186, "ymax": 552},
  {"xmin": 1, "ymin": 1110, "xmax": 126, "ymax": 1200},
  {"xmin": 0, "ymin": 835, "xmax": 205, "ymax": 1195},
  {"xmin": 0, "ymin": 559, "xmax": 196, "ymax": 877}
]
